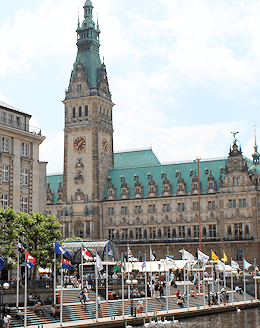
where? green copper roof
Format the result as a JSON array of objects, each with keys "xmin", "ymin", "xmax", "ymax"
[
  {"xmin": 105, "ymin": 159, "xmax": 227, "ymax": 200},
  {"xmin": 114, "ymin": 149, "xmax": 160, "ymax": 169},
  {"xmin": 46, "ymin": 174, "xmax": 63, "ymax": 204}
]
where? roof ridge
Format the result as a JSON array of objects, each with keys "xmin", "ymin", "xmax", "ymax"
[{"xmin": 114, "ymin": 147, "xmax": 152, "ymax": 154}]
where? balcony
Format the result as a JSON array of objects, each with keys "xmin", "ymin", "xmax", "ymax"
[
  {"xmin": 114, "ymin": 236, "xmax": 221, "ymax": 245},
  {"xmin": 0, "ymin": 117, "xmax": 41, "ymax": 134},
  {"xmin": 223, "ymin": 235, "xmax": 254, "ymax": 241}
]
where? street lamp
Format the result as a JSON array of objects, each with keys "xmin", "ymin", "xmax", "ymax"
[
  {"xmin": 0, "ymin": 282, "xmax": 10, "ymax": 328},
  {"xmin": 126, "ymin": 278, "xmax": 138, "ymax": 316}
]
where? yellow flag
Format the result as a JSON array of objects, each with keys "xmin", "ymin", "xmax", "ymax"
[
  {"xmin": 221, "ymin": 252, "xmax": 228, "ymax": 263},
  {"xmin": 211, "ymin": 250, "xmax": 219, "ymax": 263}
]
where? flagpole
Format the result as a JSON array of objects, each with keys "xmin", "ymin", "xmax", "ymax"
[
  {"xmin": 198, "ymin": 259, "xmax": 201, "ymax": 294},
  {"xmin": 81, "ymin": 245, "xmax": 83, "ymax": 289},
  {"xmin": 16, "ymin": 237, "xmax": 20, "ymax": 308},
  {"xmin": 203, "ymin": 265, "xmax": 205, "ymax": 307},
  {"xmin": 24, "ymin": 251, "xmax": 27, "ymax": 328},
  {"xmin": 166, "ymin": 257, "xmax": 168, "ymax": 313},
  {"xmin": 95, "ymin": 254, "xmax": 99, "ymax": 321},
  {"xmin": 217, "ymin": 268, "xmax": 220, "ymax": 305},
  {"xmin": 106, "ymin": 245, "xmax": 108, "ymax": 302},
  {"xmin": 54, "ymin": 241, "xmax": 56, "ymax": 305},
  {"xmin": 243, "ymin": 261, "xmax": 246, "ymax": 303},
  {"xmin": 60, "ymin": 252, "xmax": 63, "ymax": 326},
  {"xmin": 187, "ymin": 262, "xmax": 189, "ymax": 310},
  {"xmin": 149, "ymin": 245, "xmax": 153, "ymax": 298},
  {"xmin": 145, "ymin": 254, "xmax": 147, "ymax": 315},
  {"xmin": 255, "ymin": 258, "xmax": 257, "ymax": 300},
  {"xmin": 231, "ymin": 257, "xmax": 233, "ymax": 305},
  {"xmin": 211, "ymin": 250, "xmax": 214, "ymax": 293},
  {"xmin": 127, "ymin": 243, "xmax": 130, "ymax": 300},
  {"xmin": 121, "ymin": 252, "xmax": 124, "ymax": 317}
]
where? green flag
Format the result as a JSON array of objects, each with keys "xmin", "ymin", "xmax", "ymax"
[{"xmin": 113, "ymin": 257, "xmax": 122, "ymax": 272}]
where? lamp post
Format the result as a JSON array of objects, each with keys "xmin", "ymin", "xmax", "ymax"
[
  {"xmin": 126, "ymin": 278, "xmax": 138, "ymax": 316},
  {"xmin": 196, "ymin": 157, "xmax": 202, "ymax": 252},
  {"xmin": 0, "ymin": 282, "xmax": 10, "ymax": 328}
]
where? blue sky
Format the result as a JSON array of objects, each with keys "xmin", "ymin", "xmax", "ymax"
[{"xmin": 1, "ymin": 0, "xmax": 260, "ymax": 173}]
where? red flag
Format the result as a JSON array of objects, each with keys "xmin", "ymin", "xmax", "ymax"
[
  {"xmin": 82, "ymin": 247, "xmax": 91, "ymax": 260},
  {"xmin": 26, "ymin": 251, "xmax": 35, "ymax": 270}
]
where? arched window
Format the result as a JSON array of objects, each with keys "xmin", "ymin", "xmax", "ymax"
[
  {"xmin": 72, "ymin": 108, "xmax": 76, "ymax": 118},
  {"xmin": 203, "ymin": 227, "xmax": 207, "ymax": 237},
  {"xmin": 85, "ymin": 105, "xmax": 88, "ymax": 116},
  {"xmin": 144, "ymin": 230, "xmax": 147, "ymax": 238},
  {"xmin": 233, "ymin": 177, "xmax": 237, "ymax": 186},
  {"xmin": 158, "ymin": 229, "xmax": 162, "ymax": 238},
  {"xmin": 237, "ymin": 176, "xmax": 240, "ymax": 186},
  {"xmin": 245, "ymin": 225, "xmax": 249, "ymax": 235},
  {"xmin": 228, "ymin": 226, "xmax": 232, "ymax": 235},
  {"xmin": 172, "ymin": 228, "xmax": 176, "ymax": 238},
  {"xmin": 187, "ymin": 228, "xmax": 191, "ymax": 237},
  {"xmin": 236, "ymin": 248, "xmax": 243, "ymax": 261},
  {"xmin": 79, "ymin": 106, "xmax": 82, "ymax": 117}
]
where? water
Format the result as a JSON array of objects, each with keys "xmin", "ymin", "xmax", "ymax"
[{"xmin": 138, "ymin": 308, "xmax": 260, "ymax": 327}]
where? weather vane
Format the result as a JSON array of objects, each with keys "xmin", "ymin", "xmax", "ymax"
[{"xmin": 231, "ymin": 131, "xmax": 239, "ymax": 143}]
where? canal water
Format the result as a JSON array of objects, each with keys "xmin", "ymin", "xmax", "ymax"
[{"xmin": 138, "ymin": 307, "xmax": 260, "ymax": 327}]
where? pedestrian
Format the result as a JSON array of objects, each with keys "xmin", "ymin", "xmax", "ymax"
[
  {"xmin": 3, "ymin": 314, "xmax": 11, "ymax": 328},
  {"xmin": 97, "ymin": 295, "xmax": 102, "ymax": 314}
]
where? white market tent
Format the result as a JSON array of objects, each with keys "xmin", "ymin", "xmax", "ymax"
[{"xmin": 124, "ymin": 259, "xmax": 190, "ymax": 273}]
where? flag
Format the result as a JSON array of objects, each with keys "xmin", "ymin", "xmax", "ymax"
[
  {"xmin": 198, "ymin": 250, "xmax": 209, "ymax": 263},
  {"xmin": 179, "ymin": 249, "xmax": 195, "ymax": 261},
  {"xmin": 113, "ymin": 257, "xmax": 122, "ymax": 272},
  {"xmin": 211, "ymin": 251, "xmax": 219, "ymax": 263},
  {"xmin": 231, "ymin": 260, "xmax": 239, "ymax": 270},
  {"xmin": 0, "ymin": 257, "xmax": 5, "ymax": 270},
  {"xmin": 217, "ymin": 259, "xmax": 226, "ymax": 272},
  {"xmin": 221, "ymin": 252, "xmax": 228, "ymax": 263},
  {"xmin": 255, "ymin": 261, "xmax": 259, "ymax": 271},
  {"xmin": 54, "ymin": 241, "xmax": 71, "ymax": 257},
  {"xmin": 142, "ymin": 257, "xmax": 146, "ymax": 270},
  {"xmin": 82, "ymin": 247, "xmax": 91, "ymax": 260},
  {"xmin": 150, "ymin": 247, "xmax": 155, "ymax": 261},
  {"xmin": 128, "ymin": 247, "xmax": 134, "ymax": 261},
  {"xmin": 62, "ymin": 258, "xmax": 74, "ymax": 270},
  {"xmin": 243, "ymin": 258, "xmax": 252, "ymax": 270},
  {"xmin": 96, "ymin": 254, "xmax": 103, "ymax": 271},
  {"xmin": 18, "ymin": 241, "xmax": 25, "ymax": 253},
  {"xmin": 26, "ymin": 252, "xmax": 35, "ymax": 270},
  {"xmin": 107, "ymin": 245, "xmax": 114, "ymax": 257}
]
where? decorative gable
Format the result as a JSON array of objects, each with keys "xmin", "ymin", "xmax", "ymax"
[{"xmin": 176, "ymin": 173, "xmax": 186, "ymax": 196}]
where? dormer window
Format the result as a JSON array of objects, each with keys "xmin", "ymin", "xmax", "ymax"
[
  {"xmin": 77, "ymin": 84, "xmax": 82, "ymax": 93},
  {"xmin": 194, "ymin": 183, "xmax": 198, "ymax": 190},
  {"xmin": 176, "ymin": 173, "xmax": 186, "ymax": 195}
]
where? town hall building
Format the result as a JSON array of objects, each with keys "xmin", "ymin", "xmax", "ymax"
[{"xmin": 46, "ymin": 0, "xmax": 260, "ymax": 264}]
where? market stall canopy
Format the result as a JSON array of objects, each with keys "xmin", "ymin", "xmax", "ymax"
[
  {"xmin": 124, "ymin": 259, "xmax": 190, "ymax": 273},
  {"xmin": 62, "ymin": 240, "xmax": 118, "ymax": 263}
]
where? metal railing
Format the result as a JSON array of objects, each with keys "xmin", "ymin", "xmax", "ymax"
[
  {"xmin": 0, "ymin": 117, "xmax": 41, "ymax": 135},
  {"xmin": 0, "ymin": 279, "xmax": 53, "ymax": 291}
]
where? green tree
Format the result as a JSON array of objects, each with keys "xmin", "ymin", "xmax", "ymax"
[
  {"xmin": 0, "ymin": 207, "xmax": 19, "ymax": 270},
  {"xmin": 17, "ymin": 212, "xmax": 62, "ymax": 275},
  {"xmin": 65, "ymin": 237, "xmax": 83, "ymax": 242}
]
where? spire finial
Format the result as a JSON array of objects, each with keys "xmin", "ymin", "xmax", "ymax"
[
  {"xmin": 254, "ymin": 124, "xmax": 257, "ymax": 146},
  {"xmin": 97, "ymin": 13, "xmax": 99, "ymax": 28},
  {"xmin": 78, "ymin": 7, "xmax": 80, "ymax": 28}
]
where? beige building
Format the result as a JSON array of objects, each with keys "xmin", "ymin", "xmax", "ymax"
[
  {"xmin": 0, "ymin": 101, "xmax": 46, "ymax": 214},
  {"xmin": 46, "ymin": 0, "xmax": 260, "ymax": 265}
]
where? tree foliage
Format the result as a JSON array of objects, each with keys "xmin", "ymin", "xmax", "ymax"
[{"xmin": 0, "ymin": 208, "xmax": 62, "ymax": 273}]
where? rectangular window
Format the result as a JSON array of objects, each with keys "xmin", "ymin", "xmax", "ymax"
[
  {"xmin": 2, "ymin": 137, "xmax": 9, "ymax": 152},
  {"xmin": 208, "ymin": 201, "xmax": 211, "ymax": 210},
  {"xmin": 135, "ymin": 206, "xmax": 141, "ymax": 214},
  {"xmin": 108, "ymin": 207, "xmax": 111, "ymax": 215},
  {"xmin": 208, "ymin": 201, "xmax": 216, "ymax": 210},
  {"xmin": 22, "ymin": 169, "xmax": 28, "ymax": 185},
  {"xmin": 121, "ymin": 206, "xmax": 128, "ymax": 215},
  {"xmin": 167, "ymin": 204, "xmax": 170, "ymax": 212},
  {"xmin": 8, "ymin": 114, "xmax": 13, "ymax": 126},
  {"xmin": 1, "ymin": 112, "xmax": 6, "ymax": 124},
  {"xmin": 239, "ymin": 199, "xmax": 242, "ymax": 208},
  {"xmin": 193, "ymin": 202, "xmax": 198, "ymax": 211},
  {"xmin": 135, "ymin": 206, "xmax": 138, "ymax": 214},
  {"xmin": 2, "ymin": 165, "xmax": 9, "ymax": 182},
  {"xmin": 22, "ymin": 197, "xmax": 28, "ymax": 213},
  {"xmin": 179, "ymin": 226, "xmax": 185, "ymax": 238},
  {"xmin": 16, "ymin": 116, "xmax": 21, "ymax": 128},
  {"xmin": 209, "ymin": 225, "xmax": 217, "ymax": 237},
  {"xmin": 194, "ymin": 225, "xmax": 199, "ymax": 238},
  {"xmin": 229, "ymin": 200, "xmax": 232, "ymax": 208},
  {"xmin": 163, "ymin": 204, "xmax": 167, "ymax": 212},
  {"xmin": 149, "ymin": 205, "xmax": 156, "ymax": 213},
  {"xmin": 22, "ymin": 143, "xmax": 29, "ymax": 157},
  {"xmin": 182, "ymin": 203, "xmax": 185, "ymax": 211},
  {"xmin": 150, "ymin": 227, "xmax": 153, "ymax": 239},
  {"xmin": 1, "ymin": 194, "xmax": 8, "ymax": 208},
  {"xmin": 212, "ymin": 201, "xmax": 215, "ymax": 210},
  {"xmin": 233, "ymin": 199, "xmax": 236, "ymax": 208},
  {"xmin": 57, "ymin": 210, "xmax": 61, "ymax": 218},
  {"xmin": 235, "ymin": 223, "xmax": 243, "ymax": 237},
  {"xmin": 243, "ymin": 199, "xmax": 246, "ymax": 207}
]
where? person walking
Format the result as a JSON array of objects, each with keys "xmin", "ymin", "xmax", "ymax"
[{"xmin": 97, "ymin": 295, "xmax": 102, "ymax": 315}]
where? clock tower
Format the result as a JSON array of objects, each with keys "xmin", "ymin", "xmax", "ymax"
[{"xmin": 62, "ymin": 0, "xmax": 114, "ymax": 239}]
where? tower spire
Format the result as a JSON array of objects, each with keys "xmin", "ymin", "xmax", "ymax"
[{"xmin": 252, "ymin": 126, "xmax": 260, "ymax": 164}]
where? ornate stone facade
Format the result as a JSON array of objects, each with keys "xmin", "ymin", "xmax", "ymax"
[{"xmin": 0, "ymin": 101, "xmax": 46, "ymax": 213}]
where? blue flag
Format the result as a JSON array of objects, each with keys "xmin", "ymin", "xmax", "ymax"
[
  {"xmin": 55, "ymin": 242, "xmax": 71, "ymax": 257},
  {"xmin": 142, "ymin": 257, "xmax": 146, "ymax": 270},
  {"xmin": 0, "ymin": 257, "xmax": 5, "ymax": 270},
  {"xmin": 62, "ymin": 258, "xmax": 74, "ymax": 271},
  {"xmin": 107, "ymin": 245, "xmax": 114, "ymax": 257}
]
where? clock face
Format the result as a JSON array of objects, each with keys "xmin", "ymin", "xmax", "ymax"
[
  {"xmin": 73, "ymin": 136, "xmax": 86, "ymax": 152},
  {"xmin": 102, "ymin": 137, "xmax": 109, "ymax": 153}
]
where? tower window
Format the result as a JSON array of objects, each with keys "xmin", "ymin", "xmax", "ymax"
[
  {"xmin": 77, "ymin": 84, "xmax": 82, "ymax": 93},
  {"xmin": 85, "ymin": 106, "xmax": 88, "ymax": 116},
  {"xmin": 79, "ymin": 106, "xmax": 82, "ymax": 117},
  {"xmin": 72, "ymin": 108, "xmax": 76, "ymax": 118}
]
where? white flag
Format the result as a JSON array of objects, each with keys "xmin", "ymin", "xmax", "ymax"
[
  {"xmin": 243, "ymin": 258, "xmax": 252, "ymax": 270},
  {"xmin": 96, "ymin": 254, "xmax": 103, "ymax": 271},
  {"xmin": 231, "ymin": 260, "xmax": 239, "ymax": 270},
  {"xmin": 198, "ymin": 250, "xmax": 209, "ymax": 263},
  {"xmin": 217, "ymin": 259, "xmax": 226, "ymax": 272},
  {"xmin": 150, "ymin": 247, "xmax": 155, "ymax": 261},
  {"xmin": 181, "ymin": 249, "xmax": 195, "ymax": 261}
]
